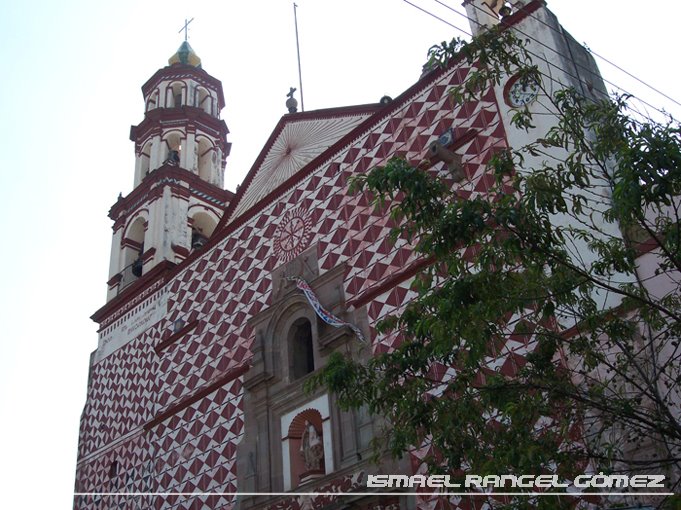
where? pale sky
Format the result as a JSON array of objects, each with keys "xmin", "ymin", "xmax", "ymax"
[{"xmin": 0, "ymin": 1, "xmax": 679, "ymax": 507}]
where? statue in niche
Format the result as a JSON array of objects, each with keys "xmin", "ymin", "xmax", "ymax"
[{"xmin": 299, "ymin": 420, "xmax": 324, "ymax": 471}]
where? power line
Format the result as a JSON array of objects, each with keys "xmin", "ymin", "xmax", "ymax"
[
  {"xmin": 463, "ymin": 1, "xmax": 680, "ymax": 119},
  {"xmin": 415, "ymin": 0, "xmax": 677, "ymax": 122},
  {"xmin": 397, "ymin": 0, "xmax": 672, "ymax": 172},
  {"xmin": 403, "ymin": 0, "xmax": 471, "ymax": 35},
  {"xmin": 397, "ymin": 0, "xmax": 672, "ymax": 157},
  {"xmin": 477, "ymin": 2, "xmax": 681, "ymax": 110},
  {"xmin": 418, "ymin": 0, "xmax": 611, "ymax": 108},
  {"xmin": 420, "ymin": 0, "xmax": 602, "ymax": 95},
  {"xmin": 436, "ymin": 0, "xmax": 594, "ymax": 83},
  {"xmin": 585, "ymin": 45, "xmax": 681, "ymax": 110},
  {"xmin": 401, "ymin": 0, "xmax": 632, "ymax": 135}
]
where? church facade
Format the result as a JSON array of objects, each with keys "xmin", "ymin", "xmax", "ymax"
[{"xmin": 74, "ymin": 2, "xmax": 609, "ymax": 509}]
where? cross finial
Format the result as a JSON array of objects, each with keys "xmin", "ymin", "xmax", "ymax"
[
  {"xmin": 287, "ymin": 87, "xmax": 297, "ymax": 99},
  {"xmin": 179, "ymin": 18, "xmax": 194, "ymax": 41}
]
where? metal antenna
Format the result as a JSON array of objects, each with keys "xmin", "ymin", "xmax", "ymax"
[
  {"xmin": 179, "ymin": 18, "xmax": 194, "ymax": 41},
  {"xmin": 293, "ymin": 3, "xmax": 305, "ymax": 112}
]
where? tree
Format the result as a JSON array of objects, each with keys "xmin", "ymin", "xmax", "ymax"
[{"xmin": 308, "ymin": 26, "xmax": 681, "ymax": 508}]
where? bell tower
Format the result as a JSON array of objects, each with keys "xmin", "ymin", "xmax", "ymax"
[{"xmin": 105, "ymin": 42, "xmax": 233, "ymax": 301}]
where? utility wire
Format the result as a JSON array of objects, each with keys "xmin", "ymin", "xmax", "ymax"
[
  {"xmin": 410, "ymin": 0, "xmax": 677, "ymax": 123},
  {"xmin": 586, "ymin": 45, "xmax": 681, "ymax": 110},
  {"xmin": 399, "ymin": 0, "xmax": 665, "ymax": 147},
  {"xmin": 399, "ymin": 1, "xmax": 618, "ymax": 131},
  {"xmin": 391, "ymin": 0, "xmax": 677, "ymax": 244},
  {"xmin": 419, "ymin": 1, "xmax": 608, "ymax": 108},
  {"xmin": 395, "ymin": 0, "xmax": 681, "ymax": 267},
  {"xmin": 479, "ymin": 1, "xmax": 681, "ymax": 110},
  {"xmin": 439, "ymin": 0, "xmax": 673, "ymax": 119},
  {"xmin": 421, "ymin": 0, "xmax": 602, "ymax": 96},
  {"xmin": 484, "ymin": 2, "xmax": 680, "ymax": 120},
  {"xmin": 397, "ymin": 0, "xmax": 670, "ymax": 177},
  {"xmin": 403, "ymin": 0, "xmax": 470, "ymax": 34}
]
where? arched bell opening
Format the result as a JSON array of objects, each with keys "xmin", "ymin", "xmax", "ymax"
[{"xmin": 189, "ymin": 210, "xmax": 217, "ymax": 251}]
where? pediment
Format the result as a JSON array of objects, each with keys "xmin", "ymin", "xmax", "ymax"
[{"xmin": 228, "ymin": 105, "xmax": 379, "ymax": 219}]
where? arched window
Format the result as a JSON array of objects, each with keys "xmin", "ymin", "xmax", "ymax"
[
  {"xmin": 120, "ymin": 216, "xmax": 147, "ymax": 287},
  {"xmin": 139, "ymin": 141, "xmax": 151, "ymax": 178},
  {"xmin": 196, "ymin": 87, "xmax": 212, "ymax": 115},
  {"xmin": 289, "ymin": 318, "xmax": 314, "ymax": 380},
  {"xmin": 197, "ymin": 137, "xmax": 214, "ymax": 181},
  {"xmin": 146, "ymin": 90, "xmax": 159, "ymax": 112},
  {"xmin": 163, "ymin": 132, "xmax": 182, "ymax": 166},
  {"xmin": 173, "ymin": 83, "xmax": 183, "ymax": 107},
  {"xmin": 166, "ymin": 82, "xmax": 185, "ymax": 108},
  {"xmin": 189, "ymin": 211, "xmax": 217, "ymax": 251}
]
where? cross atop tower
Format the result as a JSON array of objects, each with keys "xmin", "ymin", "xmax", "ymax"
[{"xmin": 178, "ymin": 17, "xmax": 194, "ymax": 41}]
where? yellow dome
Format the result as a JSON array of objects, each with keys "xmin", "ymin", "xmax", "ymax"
[{"xmin": 168, "ymin": 41, "xmax": 202, "ymax": 67}]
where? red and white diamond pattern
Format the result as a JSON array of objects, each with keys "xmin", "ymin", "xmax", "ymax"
[
  {"xmin": 75, "ymin": 59, "xmax": 512, "ymax": 510},
  {"xmin": 77, "ymin": 332, "xmax": 158, "ymax": 459}
]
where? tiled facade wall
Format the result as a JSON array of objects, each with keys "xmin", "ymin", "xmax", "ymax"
[{"xmin": 75, "ymin": 59, "xmax": 509, "ymax": 510}]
